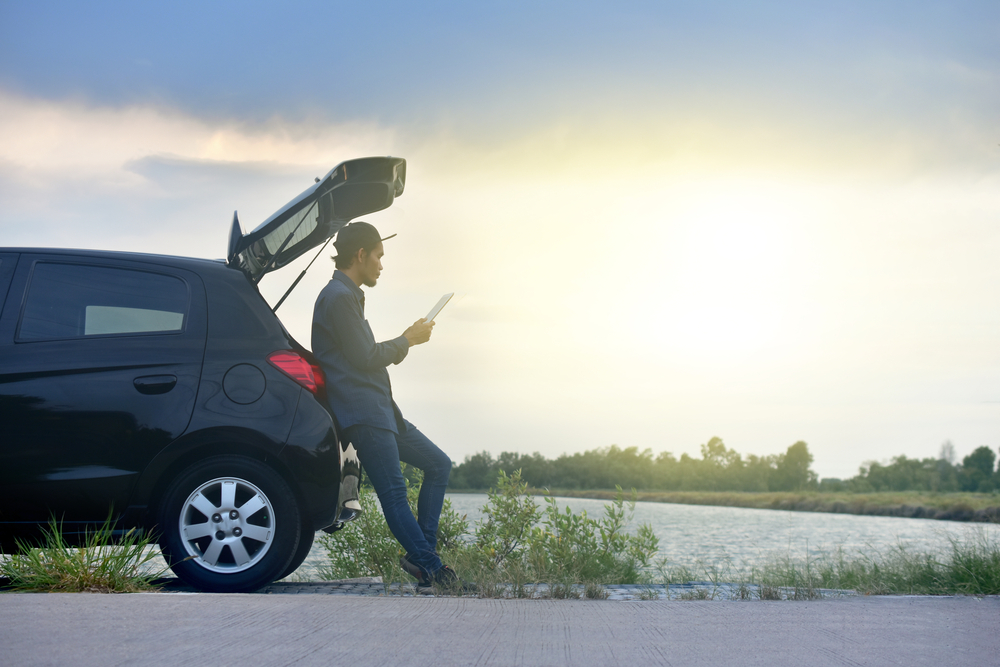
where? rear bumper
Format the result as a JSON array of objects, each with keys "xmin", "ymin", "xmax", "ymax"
[{"xmin": 279, "ymin": 392, "xmax": 359, "ymax": 531}]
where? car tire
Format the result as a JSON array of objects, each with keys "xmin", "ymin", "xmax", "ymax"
[
  {"xmin": 277, "ymin": 523, "xmax": 315, "ymax": 581},
  {"xmin": 157, "ymin": 455, "xmax": 301, "ymax": 593}
]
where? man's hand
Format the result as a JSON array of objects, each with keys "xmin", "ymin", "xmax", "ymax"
[{"xmin": 403, "ymin": 318, "xmax": 434, "ymax": 347}]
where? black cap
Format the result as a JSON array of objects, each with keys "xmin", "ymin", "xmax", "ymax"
[{"xmin": 332, "ymin": 221, "xmax": 396, "ymax": 260}]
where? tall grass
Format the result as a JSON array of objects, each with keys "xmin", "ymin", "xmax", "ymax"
[
  {"xmin": 797, "ymin": 532, "xmax": 1000, "ymax": 595},
  {"xmin": 655, "ymin": 530, "xmax": 1000, "ymax": 597},
  {"xmin": 1, "ymin": 516, "xmax": 166, "ymax": 593}
]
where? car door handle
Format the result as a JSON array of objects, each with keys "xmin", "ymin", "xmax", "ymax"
[{"xmin": 134, "ymin": 374, "xmax": 178, "ymax": 395}]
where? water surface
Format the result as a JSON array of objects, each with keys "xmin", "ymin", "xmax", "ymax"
[{"xmin": 298, "ymin": 493, "xmax": 999, "ymax": 578}]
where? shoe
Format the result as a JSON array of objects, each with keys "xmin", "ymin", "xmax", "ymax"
[
  {"xmin": 416, "ymin": 565, "xmax": 476, "ymax": 595},
  {"xmin": 399, "ymin": 555, "xmax": 429, "ymax": 581}
]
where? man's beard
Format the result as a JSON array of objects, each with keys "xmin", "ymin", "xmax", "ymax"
[{"xmin": 363, "ymin": 276, "xmax": 378, "ymax": 288}]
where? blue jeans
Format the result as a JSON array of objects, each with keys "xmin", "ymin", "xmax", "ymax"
[{"xmin": 343, "ymin": 420, "xmax": 451, "ymax": 576}]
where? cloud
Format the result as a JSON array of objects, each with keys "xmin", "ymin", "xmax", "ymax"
[
  {"xmin": 0, "ymin": 90, "xmax": 401, "ymax": 252},
  {"xmin": 2, "ymin": 88, "xmax": 999, "ymax": 478},
  {"xmin": 0, "ymin": 89, "xmax": 397, "ymax": 180}
]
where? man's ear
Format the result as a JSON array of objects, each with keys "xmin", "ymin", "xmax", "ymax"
[{"xmin": 355, "ymin": 247, "xmax": 367, "ymax": 265}]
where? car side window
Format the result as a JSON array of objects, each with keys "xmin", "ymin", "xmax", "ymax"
[{"xmin": 18, "ymin": 263, "xmax": 189, "ymax": 340}]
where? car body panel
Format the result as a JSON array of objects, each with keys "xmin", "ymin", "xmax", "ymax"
[
  {"xmin": 0, "ymin": 253, "xmax": 17, "ymax": 313},
  {"xmin": 0, "ymin": 254, "xmax": 207, "ymax": 526},
  {"xmin": 278, "ymin": 392, "xmax": 344, "ymax": 530}
]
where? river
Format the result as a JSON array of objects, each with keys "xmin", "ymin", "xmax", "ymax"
[{"xmin": 296, "ymin": 493, "xmax": 1000, "ymax": 579}]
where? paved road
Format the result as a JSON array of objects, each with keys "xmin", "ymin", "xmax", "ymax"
[{"xmin": 2, "ymin": 593, "xmax": 996, "ymax": 666}]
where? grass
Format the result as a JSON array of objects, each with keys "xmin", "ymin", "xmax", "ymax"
[
  {"xmin": 793, "ymin": 532, "xmax": 1000, "ymax": 595},
  {"xmin": 0, "ymin": 516, "xmax": 167, "ymax": 593},
  {"xmin": 678, "ymin": 587, "xmax": 712, "ymax": 600},
  {"xmin": 637, "ymin": 584, "xmax": 662, "ymax": 600},
  {"xmin": 654, "ymin": 528, "xmax": 1000, "ymax": 598},
  {"xmin": 521, "ymin": 489, "xmax": 1000, "ymax": 522}
]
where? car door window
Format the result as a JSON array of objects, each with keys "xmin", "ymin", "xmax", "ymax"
[{"xmin": 18, "ymin": 263, "xmax": 189, "ymax": 341}]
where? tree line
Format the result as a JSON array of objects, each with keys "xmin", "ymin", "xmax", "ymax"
[
  {"xmin": 447, "ymin": 438, "xmax": 1000, "ymax": 494},
  {"xmin": 448, "ymin": 438, "xmax": 817, "ymax": 492},
  {"xmin": 820, "ymin": 441, "xmax": 998, "ymax": 494}
]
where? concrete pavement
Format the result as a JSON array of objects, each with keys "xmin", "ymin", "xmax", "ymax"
[
  {"xmin": 2, "ymin": 593, "xmax": 996, "ymax": 666},
  {"xmin": 159, "ymin": 578, "xmax": 857, "ymax": 600}
]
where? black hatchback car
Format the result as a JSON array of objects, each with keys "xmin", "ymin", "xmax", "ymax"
[{"xmin": 0, "ymin": 156, "xmax": 407, "ymax": 592}]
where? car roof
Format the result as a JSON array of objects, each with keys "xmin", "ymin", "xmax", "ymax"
[{"xmin": 0, "ymin": 248, "xmax": 230, "ymax": 273}]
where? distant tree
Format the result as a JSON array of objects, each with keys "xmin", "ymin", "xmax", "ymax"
[
  {"xmin": 939, "ymin": 440, "xmax": 956, "ymax": 465},
  {"xmin": 652, "ymin": 451, "xmax": 682, "ymax": 490},
  {"xmin": 961, "ymin": 446, "xmax": 997, "ymax": 492},
  {"xmin": 929, "ymin": 457, "xmax": 960, "ymax": 493},
  {"xmin": 844, "ymin": 452, "xmax": 962, "ymax": 493},
  {"xmin": 863, "ymin": 456, "xmax": 926, "ymax": 492},
  {"xmin": 741, "ymin": 453, "xmax": 776, "ymax": 492},
  {"xmin": 499, "ymin": 452, "xmax": 552, "ymax": 488},
  {"xmin": 692, "ymin": 437, "xmax": 743, "ymax": 491},
  {"xmin": 450, "ymin": 451, "xmax": 497, "ymax": 489},
  {"xmin": 771, "ymin": 441, "xmax": 817, "ymax": 491},
  {"xmin": 963, "ymin": 446, "xmax": 997, "ymax": 476},
  {"xmin": 818, "ymin": 477, "xmax": 847, "ymax": 492}
]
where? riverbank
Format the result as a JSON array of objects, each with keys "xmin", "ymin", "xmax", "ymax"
[{"xmin": 449, "ymin": 489, "xmax": 1000, "ymax": 522}]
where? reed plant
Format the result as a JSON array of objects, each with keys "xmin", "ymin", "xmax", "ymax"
[
  {"xmin": 654, "ymin": 529, "xmax": 1000, "ymax": 597},
  {"xmin": 1, "ymin": 515, "xmax": 166, "ymax": 593},
  {"xmin": 791, "ymin": 531, "xmax": 1000, "ymax": 595}
]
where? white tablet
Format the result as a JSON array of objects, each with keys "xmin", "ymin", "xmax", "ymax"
[{"xmin": 424, "ymin": 293, "xmax": 454, "ymax": 322}]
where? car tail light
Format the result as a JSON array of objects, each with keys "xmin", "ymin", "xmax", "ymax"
[{"xmin": 267, "ymin": 350, "xmax": 325, "ymax": 394}]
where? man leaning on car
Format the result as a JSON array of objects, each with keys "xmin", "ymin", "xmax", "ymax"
[{"xmin": 311, "ymin": 221, "xmax": 470, "ymax": 593}]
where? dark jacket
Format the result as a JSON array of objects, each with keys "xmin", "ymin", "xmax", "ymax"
[{"xmin": 311, "ymin": 270, "xmax": 409, "ymax": 433}]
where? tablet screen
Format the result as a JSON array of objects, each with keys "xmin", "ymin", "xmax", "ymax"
[{"xmin": 425, "ymin": 293, "xmax": 454, "ymax": 322}]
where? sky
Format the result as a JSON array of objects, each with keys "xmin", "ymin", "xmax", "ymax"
[{"xmin": 1, "ymin": 1, "xmax": 998, "ymax": 478}]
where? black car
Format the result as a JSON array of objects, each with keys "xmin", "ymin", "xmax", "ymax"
[{"xmin": 0, "ymin": 156, "xmax": 407, "ymax": 592}]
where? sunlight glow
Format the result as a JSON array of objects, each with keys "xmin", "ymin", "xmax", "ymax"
[{"xmin": 628, "ymin": 184, "xmax": 807, "ymax": 363}]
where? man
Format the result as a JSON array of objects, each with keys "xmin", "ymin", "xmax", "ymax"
[{"xmin": 312, "ymin": 221, "xmax": 465, "ymax": 592}]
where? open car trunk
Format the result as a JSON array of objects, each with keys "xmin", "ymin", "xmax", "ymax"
[{"xmin": 228, "ymin": 156, "xmax": 406, "ymax": 282}]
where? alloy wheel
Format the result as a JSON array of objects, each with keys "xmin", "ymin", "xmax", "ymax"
[{"xmin": 178, "ymin": 477, "xmax": 275, "ymax": 574}]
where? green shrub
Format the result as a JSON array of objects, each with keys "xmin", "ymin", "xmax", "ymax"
[
  {"xmin": 320, "ymin": 467, "xmax": 661, "ymax": 593},
  {"xmin": 473, "ymin": 470, "xmax": 540, "ymax": 568},
  {"xmin": 448, "ymin": 469, "xmax": 549, "ymax": 595},
  {"xmin": 526, "ymin": 488, "xmax": 659, "ymax": 584},
  {"xmin": 0, "ymin": 515, "xmax": 166, "ymax": 593}
]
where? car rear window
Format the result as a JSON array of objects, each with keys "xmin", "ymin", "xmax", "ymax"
[{"xmin": 18, "ymin": 263, "xmax": 189, "ymax": 340}]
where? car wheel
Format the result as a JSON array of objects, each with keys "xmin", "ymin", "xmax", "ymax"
[
  {"xmin": 277, "ymin": 523, "xmax": 315, "ymax": 581},
  {"xmin": 158, "ymin": 455, "xmax": 301, "ymax": 593}
]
